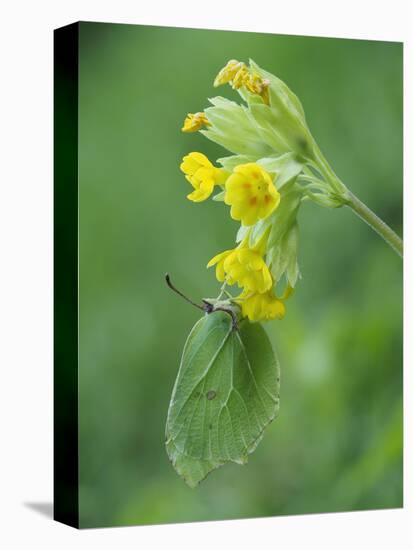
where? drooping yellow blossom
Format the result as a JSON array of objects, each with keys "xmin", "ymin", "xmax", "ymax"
[
  {"xmin": 207, "ymin": 233, "xmax": 272, "ymax": 294},
  {"xmin": 181, "ymin": 112, "xmax": 210, "ymax": 133},
  {"xmin": 244, "ymin": 73, "xmax": 270, "ymax": 104},
  {"xmin": 224, "ymin": 163, "xmax": 280, "ymax": 226},
  {"xmin": 235, "ymin": 289, "xmax": 286, "ymax": 322},
  {"xmin": 214, "ymin": 59, "xmax": 270, "ymax": 104},
  {"xmin": 231, "ymin": 64, "xmax": 250, "ymax": 90},
  {"xmin": 180, "ymin": 152, "xmax": 229, "ymax": 202},
  {"xmin": 213, "ymin": 59, "xmax": 246, "ymax": 87}
]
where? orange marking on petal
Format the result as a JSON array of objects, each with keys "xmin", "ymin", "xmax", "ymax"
[
  {"xmin": 264, "ymin": 194, "xmax": 270, "ymax": 203},
  {"xmin": 243, "ymin": 182, "xmax": 251, "ymax": 189},
  {"xmin": 249, "ymin": 196, "xmax": 257, "ymax": 205}
]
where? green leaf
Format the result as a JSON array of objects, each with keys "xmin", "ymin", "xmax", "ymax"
[{"xmin": 165, "ymin": 312, "xmax": 280, "ymax": 487}]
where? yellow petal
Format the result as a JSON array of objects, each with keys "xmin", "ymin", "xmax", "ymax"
[
  {"xmin": 216, "ymin": 261, "xmax": 226, "ymax": 282},
  {"xmin": 229, "ymin": 203, "xmax": 246, "ymax": 222},
  {"xmin": 261, "ymin": 267, "xmax": 273, "ymax": 292},
  {"xmin": 189, "ymin": 152, "xmax": 212, "ymax": 167},
  {"xmin": 214, "ymin": 168, "xmax": 230, "ymax": 185},
  {"xmin": 258, "ymin": 197, "xmax": 276, "ymax": 219},
  {"xmin": 187, "ymin": 189, "xmax": 210, "ymax": 202},
  {"xmin": 181, "ymin": 152, "xmax": 212, "ymax": 175},
  {"xmin": 241, "ymin": 206, "xmax": 260, "ymax": 226},
  {"xmin": 180, "ymin": 158, "xmax": 199, "ymax": 175},
  {"xmin": 207, "ymin": 250, "xmax": 231, "ymax": 268}
]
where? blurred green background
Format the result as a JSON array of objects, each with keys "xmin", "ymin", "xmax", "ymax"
[{"xmin": 78, "ymin": 22, "xmax": 403, "ymax": 528}]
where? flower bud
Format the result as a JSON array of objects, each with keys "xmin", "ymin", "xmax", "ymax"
[
  {"xmin": 235, "ymin": 290, "xmax": 286, "ymax": 322},
  {"xmin": 180, "ymin": 152, "xmax": 228, "ymax": 202},
  {"xmin": 181, "ymin": 112, "xmax": 210, "ymax": 133},
  {"xmin": 213, "ymin": 59, "xmax": 246, "ymax": 87}
]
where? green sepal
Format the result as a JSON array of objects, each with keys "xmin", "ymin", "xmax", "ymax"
[
  {"xmin": 249, "ymin": 216, "xmax": 273, "ymax": 247},
  {"xmin": 202, "ymin": 96, "xmax": 273, "ymax": 157},
  {"xmin": 165, "ymin": 312, "xmax": 280, "ymax": 488},
  {"xmin": 249, "ymin": 103, "xmax": 312, "ymax": 158},
  {"xmin": 304, "ymin": 190, "xmax": 345, "ymax": 208},
  {"xmin": 267, "ymin": 186, "xmax": 302, "ymax": 249},
  {"xmin": 236, "ymin": 225, "xmax": 249, "ymax": 243},
  {"xmin": 217, "ymin": 154, "xmax": 254, "ymax": 172},
  {"xmin": 264, "ymin": 185, "xmax": 304, "ymax": 287},
  {"xmin": 236, "ymin": 84, "xmax": 267, "ymax": 107},
  {"xmin": 212, "ymin": 190, "xmax": 226, "ymax": 202},
  {"xmin": 249, "ymin": 59, "xmax": 306, "ymax": 122},
  {"xmin": 267, "ymin": 222, "xmax": 300, "ymax": 287},
  {"xmin": 256, "ymin": 153, "xmax": 304, "ymax": 189},
  {"xmin": 247, "ymin": 60, "xmax": 315, "ymax": 159},
  {"xmin": 248, "ymin": 181, "xmax": 303, "ymax": 252}
]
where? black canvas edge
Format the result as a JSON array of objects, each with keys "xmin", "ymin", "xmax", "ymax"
[{"xmin": 53, "ymin": 21, "xmax": 79, "ymax": 529}]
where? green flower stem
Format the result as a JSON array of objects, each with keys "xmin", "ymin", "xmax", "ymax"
[
  {"xmin": 311, "ymin": 142, "xmax": 348, "ymax": 195},
  {"xmin": 310, "ymin": 142, "xmax": 403, "ymax": 258},
  {"xmin": 345, "ymin": 190, "xmax": 403, "ymax": 258},
  {"xmin": 217, "ymin": 281, "xmax": 228, "ymax": 300}
]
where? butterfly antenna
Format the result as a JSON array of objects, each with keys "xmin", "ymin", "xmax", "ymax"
[{"xmin": 165, "ymin": 274, "xmax": 205, "ymax": 311}]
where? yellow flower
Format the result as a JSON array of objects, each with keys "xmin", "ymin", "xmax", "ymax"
[
  {"xmin": 224, "ymin": 163, "xmax": 280, "ymax": 226},
  {"xmin": 180, "ymin": 152, "xmax": 228, "ymax": 202},
  {"xmin": 213, "ymin": 59, "xmax": 246, "ymax": 87},
  {"xmin": 244, "ymin": 73, "xmax": 270, "ymax": 105},
  {"xmin": 236, "ymin": 290, "xmax": 286, "ymax": 322},
  {"xmin": 207, "ymin": 234, "xmax": 272, "ymax": 294},
  {"xmin": 181, "ymin": 112, "xmax": 210, "ymax": 133},
  {"xmin": 214, "ymin": 59, "xmax": 270, "ymax": 104},
  {"xmin": 231, "ymin": 65, "xmax": 250, "ymax": 90}
]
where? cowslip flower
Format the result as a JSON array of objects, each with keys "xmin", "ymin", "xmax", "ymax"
[
  {"xmin": 231, "ymin": 64, "xmax": 250, "ymax": 90},
  {"xmin": 207, "ymin": 233, "xmax": 272, "ymax": 294},
  {"xmin": 181, "ymin": 112, "xmax": 210, "ymax": 133},
  {"xmin": 213, "ymin": 59, "xmax": 246, "ymax": 87},
  {"xmin": 244, "ymin": 73, "xmax": 269, "ymax": 104},
  {"xmin": 180, "ymin": 152, "xmax": 228, "ymax": 202},
  {"xmin": 224, "ymin": 163, "xmax": 280, "ymax": 226},
  {"xmin": 235, "ymin": 289, "xmax": 286, "ymax": 322},
  {"xmin": 214, "ymin": 59, "xmax": 269, "ymax": 104}
]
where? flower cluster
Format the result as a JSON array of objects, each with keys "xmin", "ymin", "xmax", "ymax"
[
  {"xmin": 179, "ymin": 59, "xmax": 350, "ymax": 323},
  {"xmin": 214, "ymin": 59, "xmax": 270, "ymax": 104},
  {"xmin": 206, "ymin": 230, "xmax": 289, "ymax": 322},
  {"xmin": 207, "ymin": 233, "xmax": 273, "ymax": 295}
]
